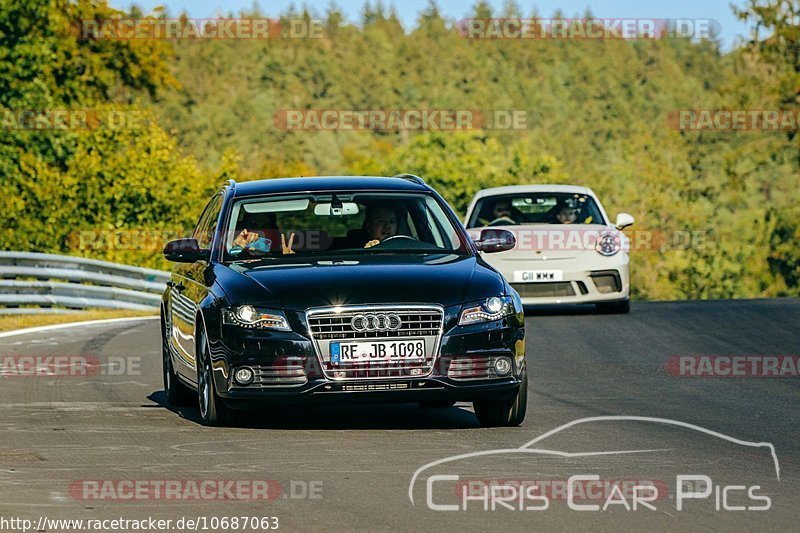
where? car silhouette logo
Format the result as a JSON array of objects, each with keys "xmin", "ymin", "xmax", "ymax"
[{"xmin": 408, "ymin": 415, "xmax": 781, "ymax": 506}]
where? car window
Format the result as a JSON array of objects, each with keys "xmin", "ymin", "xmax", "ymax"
[
  {"xmin": 467, "ymin": 192, "xmax": 605, "ymax": 228},
  {"xmin": 191, "ymin": 198, "xmax": 214, "ymax": 242},
  {"xmin": 423, "ymin": 204, "xmax": 445, "ymax": 248},
  {"xmin": 222, "ymin": 192, "xmax": 465, "ymax": 261},
  {"xmin": 193, "ymin": 194, "xmax": 223, "ymax": 249}
]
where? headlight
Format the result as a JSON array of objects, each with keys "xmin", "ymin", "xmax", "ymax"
[
  {"xmin": 459, "ymin": 296, "xmax": 514, "ymax": 326},
  {"xmin": 595, "ymin": 231, "xmax": 621, "ymax": 256},
  {"xmin": 222, "ymin": 306, "xmax": 290, "ymax": 330}
]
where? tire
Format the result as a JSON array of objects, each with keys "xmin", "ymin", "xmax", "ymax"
[
  {"xmin": 473, "ymin": 370, "xmax": 528, "ymax": 427},
  {"xmin": 418, "ymin": 400, "xmax": 457, "ymax": 408},
  {"xmin": 162, "ymin": 313, "xmax": 192, "ymax": 405},
  {"xmin": 596, "ymin": 299, "xmax": 630, "ymax": 314},
  {"xmin": 196, "ymin": 327, "xmax": 231, "ymax": 427}
]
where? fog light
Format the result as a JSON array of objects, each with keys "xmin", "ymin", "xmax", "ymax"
[
  {"xmin": 493, "ymin": 357, "xmax": 512, "ymax": 376},
  {"xmin": 234, "ymin": 366, "xmax": 254, "ymax": 385}
]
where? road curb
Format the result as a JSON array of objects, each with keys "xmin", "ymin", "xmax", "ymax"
[{"xmin": 0, "ymin": 316, "xmax": 159, "ymax": 339}]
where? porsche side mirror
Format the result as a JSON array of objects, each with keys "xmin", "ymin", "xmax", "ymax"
[{"xmin": 615, "ymin": 213, "xmax": 635, "ymax": 230}]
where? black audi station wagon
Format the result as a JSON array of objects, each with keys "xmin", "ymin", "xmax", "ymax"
[{"xmin": 161, "ymin": 175, "xmax": 527, "ymax": 426}]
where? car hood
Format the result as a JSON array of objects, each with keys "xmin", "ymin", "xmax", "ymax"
[{"xmin": 220, "ymin": 254, "xmax": 505, "ymax": 310}]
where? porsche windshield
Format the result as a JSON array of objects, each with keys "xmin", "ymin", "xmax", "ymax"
[
  {"xmin": 467, "ymin": 192, "xmax": 606, "ymax": 228},
  {"xmin": 222, "ymin": 192, "xmax": 466, "ymax": 261}
]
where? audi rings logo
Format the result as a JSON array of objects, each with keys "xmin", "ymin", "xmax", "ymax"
[{"xmin": 351, "ymin": 313, "xmax": 402, "ymax": 332}]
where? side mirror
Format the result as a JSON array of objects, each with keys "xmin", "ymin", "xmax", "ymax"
[
  {"xmin": 163, "ymin": 238, "xmax": 209, "ymax": 263},
  {"xmin": 615, "ymin": 213, "xmax": 635, "ymax": 230},
  {"xmin": 473, "ymin": 228, "xmax": 516, "ymax": 253}
]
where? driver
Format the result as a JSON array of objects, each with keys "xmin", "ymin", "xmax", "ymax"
[
  {"xmin": 492, "ymin": 201, "xmax": 513, "ymax": 220},
  {"xmin": 482, "ymin": 199, "xmax": 517, "ymax": 226},
  {"xmin": 363, "ymin": 205, "xmax": 399, "ymax": 248}
]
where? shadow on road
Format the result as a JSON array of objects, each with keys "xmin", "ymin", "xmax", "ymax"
[{"xmin": 145, "ymin": 391, "xmax": 482, "ymax": 430}]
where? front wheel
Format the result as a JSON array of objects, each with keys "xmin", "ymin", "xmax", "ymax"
[
  {"xmin": 197, "ymin": 329, "xmax": 231, "ymax": 427},
  {"xmin": 473, "ymin": 370, "xmax": 528, "ymax": 427}
]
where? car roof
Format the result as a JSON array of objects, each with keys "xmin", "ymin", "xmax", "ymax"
[
  {"xmin": 231, "ymin": 176, "xmax": 429, "ymax": 197},
  {"xmin": 473, "ymin": 184, "xmax": 596, "ymax": 199}
]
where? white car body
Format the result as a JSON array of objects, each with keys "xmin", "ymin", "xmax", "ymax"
[{"xmin": 464, "ymin": 184, "xmax": 632, "ymax": 310}]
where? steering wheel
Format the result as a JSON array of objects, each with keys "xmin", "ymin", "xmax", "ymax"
[
  {"xmin": 372, "ymin": 234, "xmax": 431, "ymax": 250},
  {"xmin": 381, "ymin": 235, "xmax": 416, "ymax": 243},
  {"xmin": 488, "ymin": 216, "xmax": 518, "ymax": 227}
]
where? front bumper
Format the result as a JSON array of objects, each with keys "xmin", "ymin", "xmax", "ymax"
[
  {"xmin": 494, "ymin": 256, "xmax": 630, "ymax": 305},
  {"xmin": 210, "ymin": 308, "xmax": 525, "ymax": 405},
  {"xmin": 222, "ymin": 376, "xmax": 522, "ymax": 407}
]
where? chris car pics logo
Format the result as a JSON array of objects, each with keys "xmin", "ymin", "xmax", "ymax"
[{"xmin": 409, "ymin": 416, "xmax": 779, "ymax": 512}]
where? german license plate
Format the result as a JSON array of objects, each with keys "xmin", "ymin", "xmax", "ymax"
[{"xmin": 330, "ymin": 339, "xmax": 425, "ymax": 365}]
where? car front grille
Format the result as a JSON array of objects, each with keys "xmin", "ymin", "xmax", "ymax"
[
  {"xmin": 446, "ymin": 356, "xmax": 501, "ymax": 380},
  {"xmin": 252, "ymin": 363, "xmax": 307, "ymax": 386},
  {"xmin": 306, "ymin": 306, "xmax": 444, "ymax": 380},
  {"xmin": 590, "ymin": 270, "xmax": 622, "ymax": 293},
  {"xmin": 307, "ymin": 309, "xmax": 442, "ymax": 340},
  {"xmin": 511, "ymin": 282, "xmax": 576, "ymax": 297}
]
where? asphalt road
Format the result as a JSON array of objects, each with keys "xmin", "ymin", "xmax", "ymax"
[{"xmin": 0, "ymin": 299, "xmax": 798, "ymax": 532}]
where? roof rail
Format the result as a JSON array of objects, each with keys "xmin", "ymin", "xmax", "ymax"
[{"xmin": 392, "ymin": 173, "xmax": 425, "ymax": 185}]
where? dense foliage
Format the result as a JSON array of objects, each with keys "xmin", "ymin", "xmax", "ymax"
[{"xmin": 0, "ymin": 0, "xmax": 798, "ymax": 299}]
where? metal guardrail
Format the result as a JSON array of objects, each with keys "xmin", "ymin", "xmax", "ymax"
[{"xmin": 0, "ymin": 252, "xmax": 168, "ymax": 314}]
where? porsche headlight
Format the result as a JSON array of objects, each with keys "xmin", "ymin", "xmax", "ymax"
[
  {"xmin": 459, "ymin": 296, "xmax": 514, "ymax": 326},
  {"xmin": 595, "ymin": 231, "xmax": 621, "ymax": 257},
  {"xmin": 222, "ymin": 305, "xmax": 290, "ymax": 330}
]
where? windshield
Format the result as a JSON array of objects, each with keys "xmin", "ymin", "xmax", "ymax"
[
  {"xmin": 467, "ymin": 192, "xmax": 606, "ymax": 228},
  {"xmin": 222, "ymin": 192, "xmax": 466, "ymax": 262}
]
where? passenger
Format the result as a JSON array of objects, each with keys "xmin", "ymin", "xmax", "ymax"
[
  {"xmin": 554, "ymin": 204, "xmax": 578, "ymax": 224},
  {"xmin": 231, "ymin": 212, "xmax": 295, "ymax": 255}
]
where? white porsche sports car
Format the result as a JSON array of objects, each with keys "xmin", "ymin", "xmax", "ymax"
[{"xmin": 464, "ymin": 185, "xmax": 634, "ymax": 313}]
